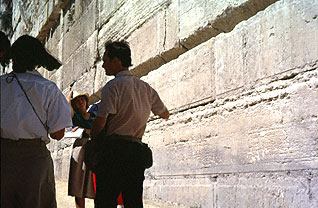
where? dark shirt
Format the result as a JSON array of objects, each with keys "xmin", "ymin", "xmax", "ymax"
[{"xmin": 72, "ymin": 111, "xmax": 95, "ymax": 138}]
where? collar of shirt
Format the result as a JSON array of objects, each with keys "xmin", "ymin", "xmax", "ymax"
[
  {"xmin": 115, "ymin": 70, "xmax": 132, "ymax": 78},
  {"xmin": 24, "ymin": 70, "xmax": 43, "ymax": 77}
]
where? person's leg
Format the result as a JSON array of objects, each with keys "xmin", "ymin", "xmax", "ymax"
[
  {"xmin": 20, "ymin": 141, "xmax": 57, "ymax": 208},
  {"xmin": 94, "ymin": 168, "xmax": 121, "ymax": 208},
  {"xmin": 121, "ymin": 166, "xmax": 145, "ymax": 208},
  {"xmin": 1, "ymin": 139, "xmax": 57, "ymax": 208},
  {"xmin": 75, "ymin": 197, "xmax": 85, "ymax": 208},
  {"xmin": 117, "ymin": 141, "xmax": 145, "ymax": 208},
  {"xmin": 1, "ymin": 140, "xmax": 19, "ymax": 208}
]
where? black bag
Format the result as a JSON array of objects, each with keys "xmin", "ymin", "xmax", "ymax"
[
  {"xmin": 140, "ymin": 143, "xmax": 153, "ymax": 169},
  {"xmin": 84, "ymin": 140, "xmax": 98, "ymax": 172},
  {"xmin": 84, "ymin": 129, "xmax": 105, "ymax": 173},
  {"xmin": 84, "ymin": 131, "xmax": 153, "ymax": 171}
]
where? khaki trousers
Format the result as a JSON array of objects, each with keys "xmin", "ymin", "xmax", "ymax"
[{"xmin": 1, "ymin": 138, "xmax": 57, "ymax": 208}]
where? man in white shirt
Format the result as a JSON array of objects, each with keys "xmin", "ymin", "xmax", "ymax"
[
  {"xmin": 91, "ymin": 40, "xmax": 169, "ymax": 208},
  {"xmin": 0, "ymin": 35, "xmax": 72, "ymax": 208}
]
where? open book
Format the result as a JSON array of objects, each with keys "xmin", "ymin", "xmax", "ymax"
[{"xmin": 64, "ymin": 127, "xmax": 84, "ymax": 138}]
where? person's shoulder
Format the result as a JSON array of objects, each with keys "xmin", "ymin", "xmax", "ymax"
[
  {"xmin": 35, "ymin": 76, "xmax": 59, "ymax": 91},
  {"xmin": 104, "ymin": 76, "xmax": 124, "ymax": 89},
  {"xmin": 29, "ymin": 74, "xmax": 62, "ymax": 97},
  {"xmin": 136, "ymin": 77, "xmax": 153, "ymax": 90}
]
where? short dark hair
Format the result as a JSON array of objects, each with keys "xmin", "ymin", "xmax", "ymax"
[
  {"xmin": 105, "ymin": 40, "xmax": 132, "ymax": 67},
  {"xmin": 0, "ymin": 31, "xmax": 11, "ymax": 67},
  {"xmin": 11, "ymin": 35, "xmax": 61, "ymax": 73}
]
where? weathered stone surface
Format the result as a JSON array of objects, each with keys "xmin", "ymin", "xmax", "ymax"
[
  {"xmin": 145, "ymin": 69, "xmax": 318, "ymax": 207},
  {"xmin": 8, "ymin": 0, "xmax": 318, "ymax": 207},
  {"xmin": 142, "ymin": 38, "xmax": 215, "ymax": 111},
  {"xmin": 146, "ymin": 69, "xmax": 318, "ymax": 172},
  {"xmin": 78, "ymin": 0, "xmax": 98, "ymax": 44},
  {"xmin": 146, "ymin": 170, "xmax": 318, "ymax": 208},
  {"xmin": 98, "ymin": 0, "xmax": 124, "ymax": 27},
  {"xmin": 72, "ymin": 68, "xmax": 96, "ymax": 96},
  {"xmin": 127, "ymin": 11, "xmax": 166, "ymax": 72},
  {"xmin": 62, "ymin": 21, "xmax": 82, "ymax": 62},
  {"xmin": 179, "ymin": 0, "xmax": 280, "ymax": 49},
  {"xmin": 144, "ymin": 68, "xmax": 318, "ymax": 207},
  {"xmin": 214, "ymin": 0, "xmax": 318, "ymax": 96}
]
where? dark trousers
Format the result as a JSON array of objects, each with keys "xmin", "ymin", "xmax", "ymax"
[
  {"xmin": 1, "ymin": 138, "xmax": 57, "ymax": 208},
  {"xmin": 94, "ymin": 139, "xmax": 145, "ymax": 208}
]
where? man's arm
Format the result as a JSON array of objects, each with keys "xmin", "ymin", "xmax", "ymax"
[
  {"xmin": 91, "ymin": 116, "xmax": 107, "ymax": 140},
  {"xmin": 50, "ymin": 128, "xmax": 65, "ymax": 140},
  {"xmin": 158, "ymin": 108, "xmax": 170, "ymax": 120}
]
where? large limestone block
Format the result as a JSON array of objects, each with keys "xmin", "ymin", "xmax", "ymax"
[
  {"xmin": 144, "ymin": 69, "xmax": 318, "ymax": 207},
  {"xmin": 98, "ymin": 0, "xmax": 125, "ymax": 27},
  {"xmin": 216, "ymin": 170, "xmax": 317, "ymax": 208},
  {"xmin": 127, "ymin": 11, "xmax": 166, "ymax": 76},
  {"xmin": 83, "ymin": 31, "xmax": 99, "ymax": 73},
  {"xmin": 144, "ymin": 170, "xmax": 317, "ymax": 208},
  {"xmin": 144, "ymin": 176, "xmax": 215, "ymax": 208},
  {"xmin": 144, "ymin": 170, "xmax": 317, "ymax": 207},
  {"xmin": 73, "ymin": 46, "xmax": 88, "ymax": 81},
  {"xmin": 160, "ymin": 0, "xmax": 187, "ymax": 62},
  {"xmin": 94, "ymin": 62, "xmax": 107, "ymax": 92},
  {"xmin": 62, "ymin": 21, "xmax": 82, "ymax": 62},
  {"xmin": 61, "ymin": 56, "xmax": 74, "ymax": 88},
  {"xmin": 178, "ymin": 0, "xmax": 246, "ymax": 47},
  {"xmin": 214, "ymin": 0, "xmax": 318, "ymax": 96},
  {"xmin": 11, "ymin": 1, "xmax": 21, "ymax": 31},
  {"xmin": 37, "ymin": 2, "xmax": 48, "ymax": 33},
  {"xmin": 179, "ymin": 0, "xmax": 280, "ymax": 49},
  {"xmin": 50, "ymin": 66, "xmax": 64, "ymax": 90},
  {"xmin": 142, "ymin": 38, "xmax": 215, "ymax": 111},
  {"xmin": 141, "ymin": 0, "xmax": 318, "ymax": 113},
  {"xmin": 128, "ymin": 0, "xmax": 186, "ymax": 77},
  {"xmin": 72, "ymin": 68, "xmax": 96, "ymax": 96},
  {"xmin": 145, "ymin": 69, "xmax": 318, "ymax": 176},
  {"xmin": 79, "ymin": 0, "xmax": 98, "ymax": 44},
  {"xmin": 97, "ymin": 0, "xmax": 170, "ymax": 54}
]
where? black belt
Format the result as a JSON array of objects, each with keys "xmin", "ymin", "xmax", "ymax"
[
  {"xmin": 107, "ymin": 134, "xmax": 142, "ymax": 144},
  {"xmin": 1, "ymin": 137, "xmax": 43, "ymax": 144}
]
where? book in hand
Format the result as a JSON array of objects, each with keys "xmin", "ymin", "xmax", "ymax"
[{"xmin": 64, "ymin": 127, "xmax": 84, "ymax": 138}]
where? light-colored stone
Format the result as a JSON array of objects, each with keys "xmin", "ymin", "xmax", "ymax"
[
  {"xmin": 62, "ymin": 21, "xmax": 82, "ymax": 62},
  {"xmin": 214, "ymin": 0, "xmax": 318, "ymax": 96},
  {"xmin": 79, "ymin": 0, "xmax": 98, "ymax": 44},
  {"xmin": 142, "ymin": 38, "xmax": 215, "ymax": 111},
  {"xmin": 127, "ymin": 11, "xmax": 165, "ymax": 72},
  {"xmin": 8, "ymin": 0, "xmax": 318, "ymax": 207},
  {"xmin": 72, "ymin": 68, "xmax": 96, "ymax": 96},
  {"xmin": 144, "ymin": 69, "xmax": 318, "ymax": 207}
]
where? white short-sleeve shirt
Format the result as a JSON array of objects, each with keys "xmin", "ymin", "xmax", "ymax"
[
  {"xmin": 97, "ymin": 70, "xmax": 167, "ymax": 138},
  {"xmin": 0, "ymin": 70, "xmax": 72, "ymax": 144}
]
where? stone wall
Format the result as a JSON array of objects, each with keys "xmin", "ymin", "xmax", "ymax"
[{"xmin": 8, "ymin": 0, "xmax": 318, "ymax": 207}]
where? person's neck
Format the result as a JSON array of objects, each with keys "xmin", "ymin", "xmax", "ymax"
[
  {"xmin": 115, "ymin": 68, "xmax": 128, "ymax": 76},
  {"xmin": 78, "ymin": 108, "xmax": 87, "ymax": 116}
]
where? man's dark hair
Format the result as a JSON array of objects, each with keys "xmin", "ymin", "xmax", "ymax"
[
  {"xmin": 0, "ymin": 31, "xmax": 11, "ymax": 67},
  {"xmin": 105, "ymin": 40, "xmax": 132, "ymax": 67}
]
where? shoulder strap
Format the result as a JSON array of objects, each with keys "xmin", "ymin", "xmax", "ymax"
[{"xmin": 6, "ymin": 72, "xmax": 49, "ymax": 133}]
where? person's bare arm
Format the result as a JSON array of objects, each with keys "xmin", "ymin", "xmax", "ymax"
[
  {"xmin": 158, "ymin": 108, "xmax": 169, "ymax": 120},
  {"xmin": 50, "ymin": 128, "xmax": 65, "ymax": 140},
  {"xmin": 66, "ymin": 90, "xmax": 74, "ymax": 118},
  {"xmin": 91, "ymin": 116, "xmax": 107, "ymax": 140}
]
